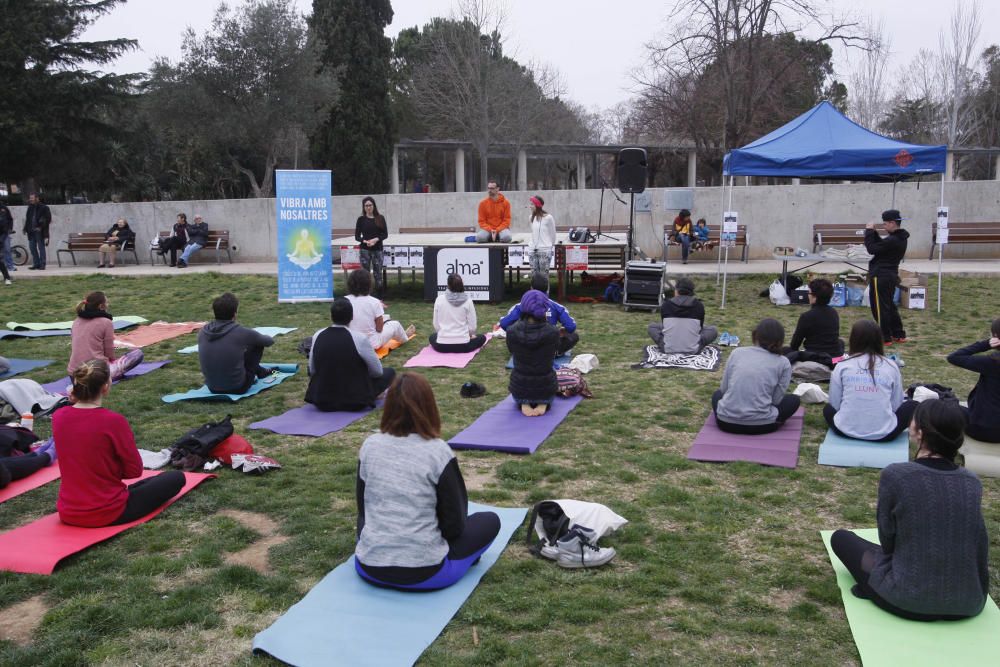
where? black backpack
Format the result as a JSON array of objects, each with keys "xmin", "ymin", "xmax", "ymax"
[
  {"xmin": 524, "ymin": 501, "xmax": 571, "ymax": 555},
  {"xmin": 0, "ymin": 425, "xmax": 36, "ymax": 458},
  {"xmin": 169, "ymin": 415, "xmax": 234, "ymax": 469}
]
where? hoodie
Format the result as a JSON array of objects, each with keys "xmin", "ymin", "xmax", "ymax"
[
  {"xmin": 197, "ymin": 320, "xmax": 274, "ymax": 393},
  {"xmin": 864, "ymin": 227, "xmax": 910, "ymax": 278},
  {"xmin": 478, "ymin": 194, "xmax": 511, "ymax": 233},
  {"xmin": 433, "ymin": 290, "xmax": 478, "ymax": 344},
  {"xmin": 658, "ymin": 295, "xmax": 706, "ymax": 354},
  {"xmin": 506, "ymin": 318, "xmax": 560, "ymax": 402}
]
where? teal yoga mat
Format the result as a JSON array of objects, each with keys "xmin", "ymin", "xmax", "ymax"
[
  {"xmin": 817, "ymin": 429, "xmax": 909, "ymax": 469},
  {"xmin": 161, "ymin": 363, "xmax": 298, "ymax": 403},
  {"xmin": 0, "ymin": 359, "xmax": 54, "ymax": 379},
  {"xmin": 176, "ymin": 327, "xmax": 298, "ymax": 353},
  {"xmin": 821, "ymin": 529, "xmax": 1000, "ymax": 666},
  {"xmin": 253, "ymin": 503, "xmax": 527, "ymax": 667},
  {"xmin": 505, "ymin": 352, "xmax": 572, "ymax": 370}
]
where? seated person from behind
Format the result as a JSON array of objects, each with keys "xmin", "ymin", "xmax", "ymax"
[
  {"xmin": 831, "ymin": 399, "xmax": 988, "ymax": 622},
  {"xmin": 647, "ymin": 277, "xmax": 717, "ymax": 354},
  {"xmin": 69, "ymin": 291, "xmax": 144, "ymax": 381},
  {"xmin": 306, "ymin": 297, "xmax": 395, "ymax": 411},
  {"xmin": 507, "ymin": 289, "xmax": 560, "ymax": 417},
  {"xmin": 476, "ymin": 180, "xmax": 512, "ymax": 243},
  {"xmin": 431, "ymin": 274, "xmax": 487, "ymax": 353},
  {"xmin": 946, "ymin": 316, "xmax": 1000, "ymax": 443},
  {"xmin": 345, "ymin": 269, "xmax": 415, "ymax": 349},
  {"xmin": 499, "ymin": 272, "xmax": 579, "ymax": 355},
  {"xmin": 783, "ymin": 278, "xmax": 844, "ymax": 367},
  {"xmin": 712, "ymin": 318, "xmax": 801, "ymax": 435},
  {"xmin": 355, "ymin": 372, "xmax": 501, "ymax": 591},
  {"xmin": 824, "ymin": 319, "xmax": 916, "ymax": 442},
  {"xmin": 198, "ymin": 292, "xmax": 275, "ymax": 394}
]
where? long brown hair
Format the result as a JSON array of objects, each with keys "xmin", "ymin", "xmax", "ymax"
[
  {"xmin": 361, "ymin": 196, "xmax": 386, "ymax": 234},
  {"xmin": 847, "ymin": 319, "xmax": 885, "ymax": 385},
  {"xmin": 380, "ymin": 372, "xmax": 441, "ymax": 439},
  {"xmin": 76, "ymin": 291, "xmax": 107, "ymax": 316}
]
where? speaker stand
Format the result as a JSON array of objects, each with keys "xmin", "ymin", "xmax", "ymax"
[
  {"xmin": 626, "ymin": 192, "xmax": 636, "ymax": 262},
  {"xmin": 594, "ymin": 181, "xmax": 623, "ymax": 242}
]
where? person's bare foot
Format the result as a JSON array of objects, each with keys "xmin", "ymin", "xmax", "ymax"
[
  {"xmin": 521, "ymin": 404, "xmax": 535, "ymax": 417},
  {"xmin": 405, "ymin": 324, "xmax": 416, "ymax": 337}
]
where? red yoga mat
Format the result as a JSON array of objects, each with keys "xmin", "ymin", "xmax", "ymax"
[
  {"xmin": 0, "ymin": 471, "xmax": 215, "ymax": 575},
  {"xmin": 114, "ymin": 321, "xmax": 205, "ymax": 348},
  {"xmin": 0, "ymin": 462, "xmax": 61, "ymax": 504}
]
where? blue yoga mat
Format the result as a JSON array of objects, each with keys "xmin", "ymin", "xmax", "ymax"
[
  {"xmin": 176, "ymin": 327, "xmax": 298, "ymax": 353},
  {"xmin": 817, "ymin": 429, "xmax": 910, "ymax": 469},
  {"xmin": 0, "ymin": 359, "xmax": 54, "ymax": 379},
  {"xmin": 505, "ymin": 352, "xmax": 572, "ymax": 370},
  {"xmin": 253, "ymin": 503, "xmax": 527, "ymax": 667},
  {"xmin": 162, "ymin": 363, "xmax": 298, "ymax": 403},
  {"xmin": 0, "ymin": 320, "xmax": 138, "ymax": 340}
]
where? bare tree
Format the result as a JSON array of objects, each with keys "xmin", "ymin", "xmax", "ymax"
[
  {"xmin": 848, "ymin": 16, "xmax": 892, "ymax": 129},
  {"xmin": 938, "ymin": 0, "xmax": 983, "ymax": 146}
]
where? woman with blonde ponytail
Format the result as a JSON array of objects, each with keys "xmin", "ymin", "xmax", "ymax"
[{"xmin": 68, "ymin": 291, "xmax": 143, "ymax": 380}]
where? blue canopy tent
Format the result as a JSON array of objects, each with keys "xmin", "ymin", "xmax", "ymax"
[{"xmin": 717, "ymin": 101, "xmax": 949, "ymax": 309}]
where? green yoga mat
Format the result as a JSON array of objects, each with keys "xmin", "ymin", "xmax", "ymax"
[
  {"xmin": 6, "ymin": 315, "xmax": 147, "ymax": 331},
  {"xmin": 821, "ymin": 529, "xmax": 1000, "ymax": 666}
]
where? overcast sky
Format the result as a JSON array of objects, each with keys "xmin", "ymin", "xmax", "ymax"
[{"xmin": 81, "ymin": 0, "xmax": 999, "ymax": 111}]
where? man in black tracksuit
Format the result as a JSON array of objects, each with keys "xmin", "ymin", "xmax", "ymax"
[{"xmin": 864, "ymin": 209, "xmax": 909, "ymax": 344}]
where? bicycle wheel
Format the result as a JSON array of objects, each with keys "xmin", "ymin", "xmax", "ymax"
[{"xmin": 11, "ymin": 244, "xmax": 28, "ymax": 266}]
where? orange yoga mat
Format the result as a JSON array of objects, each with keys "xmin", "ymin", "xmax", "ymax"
[
  {"xmin": 0, "ymin": 462, "xmax": 61, "ymax": 504},
  {"xmin": 375, "ymin": 334, "xmax": 415, "ymax": 360},
  {"xmin": 0, "ymin": 471, "xmax": 215, "ymax": 575},
  {"xmin": 114, "ymin": 321, "xmax": 205, "ymax": 348}
]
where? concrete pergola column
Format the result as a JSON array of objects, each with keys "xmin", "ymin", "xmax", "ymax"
[
  {"xmin": 455, "ymin": 149, "xmax": 465, "ymax": 193},
  {"xmin": 791, "ymin": 178, "xmax": 801, "ymax": 185},
  {"xmin": 577, "ymin": 153, "xmax": 587, "ymax": 189},
  {"xmin": 687, "ymin": 150, "xmax": 697, "ymax": 187},
  {"xmin": 517, "ymin": 149, "xmax": 527, "ymax": 191},
  {"xmin": 995, "ymin": 153, "xmax": 1000, "ymax": 180},
  {"xmin": 945, "ymin": 150, "xmax": 955, "ymax": 181},
  {"xmin": 391, "ymin": 148, "xmax": 400, "ymax": 195}
]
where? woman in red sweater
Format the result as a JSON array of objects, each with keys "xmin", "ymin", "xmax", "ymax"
[
  {"xmin": 68, "ymin": 291, "xmax": 143, "ymax": 380},
  {"xmin": 53, "ymin": 359, "xmax": 185, "ymax": 527}
]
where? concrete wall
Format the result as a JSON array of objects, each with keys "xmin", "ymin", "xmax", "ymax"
[{"xmin": 9, "ymin": 180, "xmax": 1000, "ymax": 261}]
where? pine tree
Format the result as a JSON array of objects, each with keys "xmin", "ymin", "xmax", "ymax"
[{"xmin": 310, "ymin": 0, "xmax": 396, "ymax": 195}]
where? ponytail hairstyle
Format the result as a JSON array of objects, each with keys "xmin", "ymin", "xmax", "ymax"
[
  {"xmin": 912, "ymin": 399, "xmax": 967, "ymax": 462},
  {"xmin": 751, "ymin": 318, "xmax": 785, "ymax": 354},
  {"xmin": 70, "ymin": 359, "xmax": 111, "ymax": 403},
  {"xmin": 361, "ymin": 196, "xmax": 386, "ymax": 234},
  {"xmin": 530, "ymin": 195, "xmax": 547, "ymax": 220},
  {"xmin": 847, "ymin": 319, "xmax": 885, "ymax": 385},
  {"xmin": 76, "ymin": 291, "xmax": 107, "ymax": 316}
]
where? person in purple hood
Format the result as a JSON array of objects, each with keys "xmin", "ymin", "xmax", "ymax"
[{"xmin": 506, "ymin": 289, "xmax": 560, "ymax": 416}]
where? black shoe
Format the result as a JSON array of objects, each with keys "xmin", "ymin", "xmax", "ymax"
[
  {"xmin": 169, "ymin": 262, "xmax": 176, "ymax": 267},
  {"xmin": 176, "ymin": 260, "xmax": 187, "ymax": 268},
  {"xmin": 28, "ymin": 266, "xmax": 38, "ymax": 270}
]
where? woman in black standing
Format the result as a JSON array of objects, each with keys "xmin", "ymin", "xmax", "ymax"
[{"xmin": 355, "ymin": 197, "xmax": 389, "ymax": 296}]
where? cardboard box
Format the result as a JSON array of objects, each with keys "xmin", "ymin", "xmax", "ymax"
[
  {"xmin": 901, "ymin": 286, "xmax": 926, "ymax": 309},
  {"xmin": 898, "ymin": 269, "xmax": 928, "ymax": 287}
]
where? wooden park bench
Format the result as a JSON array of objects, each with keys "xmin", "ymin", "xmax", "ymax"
[
  {"xmin": 812, "ymin": 223, "xmax": 875, "ymax": 253},
  {"xmin": 929, "ymin": 221, "xmax": 1000, "ymax": 259},
  {"xmin": 57, "ymin": 232, "xmax": 139, "ymax": 267},
  {"xmin": 150, "ymin": 229, "xmax": 232, "ymax": 265},
  {"xmin": 663, "ymin": 224, "xmax": 749, "ymax": 263}
]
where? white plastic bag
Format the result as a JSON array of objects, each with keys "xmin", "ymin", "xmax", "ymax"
[
  {"xmin": 793, "ymin": 382, "xmax": 829, "ymax": 404},
  {"xmin": 533, "ymin": 499, "xmax": 628, "ymax": 542},
  {"xmin": 769, "ymin": 280, "xmax": 790, "ymax": 306},
  {"xmin": 568, "ymin": 353, "xmax": 599, "ymax": 373}
]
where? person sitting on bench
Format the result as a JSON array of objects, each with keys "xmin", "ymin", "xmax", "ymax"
[
  {"xmin": 306, "ymin": 297, "xmax": 395, "ymax": 411},
  {"xmin": 157, "ymin": 213, "xmax": 189, "ymax": 267},
  {"xmin": 354, "ymin": 372, "xmax": 500, "ymax": 591},
  {"xmin": 507, "ymin": 289, "xmax": 560, "ymax": 417},
  {"xmin": 430, "ymin": 274, "xmax": 487, "ymax": 353},
  {"xmin": 97, "ymin": 217, "xmax": 135, "ymax": 269},
  {"xmin": 69, "ymin": 291, "xmax": 144, "ymax": 381},
  {"xmin": 499, "ymin": 272, "xmax": 579, "ymax": 355},
  {"xmin": 692, "ymin": 218, "xmax": 711, "ymax": 250},
  {"xmin": 647, "ymin": 277, "xmax": 717, "ymax": 354},
  {"xmin": 177, "ymin": 214, "xmax": 208, "ymax": 268},
  {"xmin": 198, "ymin": 292, "xmax": 275, "ymax": 394},
  {"xmin": 831, "ymin": 399, "xmax": 988, "ymax": 621},
  {"xmin": 947, "ymin": 317, "xmax": 1000, "ymax": 443},
  {"xmin": 669, "ymin": 209, "xmax": 694, "ymax": 264},
  {"xmin": 476, "ymin": 180, "xmax": 512, "ymax": 243},
  {"xmin": 345, "ymin": 269, "xmax": 415, "ymax": 350},
  {"xmin": 54, "ymin": 358, "xmax": 185, "ymax": 527},
  {"xmin": 824, "ymin": 319, "xmax": 916, "ymax": 441},
  {"xmin": 712, "ymin": 318, "xmax": 800, "ymax": 434},
  {"xmin": 783, "ymin": 278, "xmax": 843, "ymax": 367}
]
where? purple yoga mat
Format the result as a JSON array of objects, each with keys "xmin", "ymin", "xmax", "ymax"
[
  {"xmin": 41, "ymin": 361, "xmax": 171, "ymax": 396},
  {"xmin": 248, "ymin": 402, "xmax": 382, "ymax": 437},
  {"xmin": 403, "ymin": 337, "xmax": 491, "ymax": 369},
  {"xmin": 686, "ymin": 408, "xmax": 805, "ymax": 469},
  {"xmin": 448, "ymin": 394, "xmax": 584, "ymax": 454}
]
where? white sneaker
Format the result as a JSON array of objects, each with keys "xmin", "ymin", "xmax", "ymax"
[
  {"xmin": 555, "ymin": 527, "xmax": 616, "ymax": 569},
  {"xmin": 4, "ymin": 279, "xmax": 10, "ymax": 285},
  {"xmin": 539, "ymin": 541, "xmax": 560, "ymax": 560}
]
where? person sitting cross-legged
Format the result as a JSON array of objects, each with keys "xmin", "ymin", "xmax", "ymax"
[
  {"xmin": 198, "ymin": 292, "xmax": 275, "ymax": 394},
  {"xmin": 499, "ymin": 272, "xmax": 579, "ymax": 355},
  {"xmin": 306, "ymin": 297, "xmax": 395, "ymax": 411},
  {"xmin": 430, "ymin": 274, "xmax": 487, "ymax": 353},
  {"xmin": 783, "ymin": 278, "xmax": 844, "ymax": 368},
  {"xmin": 647, "ymin": 277, "xmax": 717, "ymax": 354},
  {"xmin": 345, "ymin": 269, "xmax": 415, "ymax": 350}
]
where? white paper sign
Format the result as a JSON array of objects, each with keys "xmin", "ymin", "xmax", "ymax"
[
  {"xmin": 340, "ymin": 246, "xmax": 361, "ymax": 270},
  {"xmin": 721, "ymin": 211, "xmax": 738, "ymax": 247},
  {"xmin": 507, "ymin": 245, "xmax": 526, "ymax": 267},
  {"xmin": 936, "ymin": 207, "xmax": 949, "ymax": 245},
  {"xmin": 565, "ymin": 246, "xmax": 589, "ymax": 270}
]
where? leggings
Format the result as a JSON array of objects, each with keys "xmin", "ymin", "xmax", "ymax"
[
  {"xmin": 829, "ymin": 529, "xmax": 970, "ymax": 622},
  {"xmin": 823, "ymin": 401, "xmax": 917, "ymax": 441},
  {"xmin": 711, "ymin": 390, "xmax": 801, "ymax": 435},
  {"xmin": 356, "ymin": 511, "xmax": 501, "ymax": 591},
  {"xmin": 111, "ymin": 471, "xmax": 186, "ymax": 525},
  {"xmin": 110, "ymin": 348, "xmax": 145, "ymax": 382},
  {"xmin": 962, "ymin": 409, "xmax": 1000, "ymax": 443},
  {"xmin": 0, "ymin": 453, "xmax": 51, "ymax": 489},
  {"xmin": 360, "ymin": 249, "xmax": 384, "ymax": 294},
  {"xmin": 429, "ymin": 333, "xmax": 487, "ymax": 353}
]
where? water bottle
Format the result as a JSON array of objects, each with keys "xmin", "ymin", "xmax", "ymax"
[{"xmin": 20, "ymin": 413, "xmax": 34, "ymax": 431}]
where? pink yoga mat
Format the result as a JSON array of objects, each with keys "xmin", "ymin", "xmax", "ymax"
[
  {"xmin": 0, "ymin": 471, "xmax": 215, "ymax": 575},
  {"xmin": 0, "ymin": 462, "xmax": 61, "ymax": 504},
  {"xmin": 114, "ymin": 321, "xmax": 204, "ymax": 348},
  {"xmin": 249, "ymin": 402, "xmax": 382, "ymax": 437},
  {"xmin": 403, "ymin": 335, "xmax": 491, "ymax": 369},
  {"xmin": 686, "ymin": 409, "xmax": 805, "ymax": 469}
]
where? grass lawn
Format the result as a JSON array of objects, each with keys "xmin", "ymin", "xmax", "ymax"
[{"xmin": 0, "ymin": 271, "xmax": 997, "ymax": 666}]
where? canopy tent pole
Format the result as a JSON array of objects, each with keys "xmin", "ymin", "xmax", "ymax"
[
  {"xmin": 937, "ymin": 175, "xmax": 946, "ymax": 313},
  {"xmin": 717, "ymin": 176, "xmax": 725, "ymax": 284},
  {"xmin": 721, "ymin": 176, "xmax": 734, "ymax": 309},
  {"xmin": 891, "ymin": 179, "xmax": 897, "ymax": 208}
]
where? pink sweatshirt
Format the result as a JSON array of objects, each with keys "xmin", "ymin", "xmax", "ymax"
[{"xmin": 68, "ymin": 316, "xmax": 118, "ymax": 374}]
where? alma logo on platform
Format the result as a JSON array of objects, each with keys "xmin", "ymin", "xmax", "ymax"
[
  {"xmin": 437, "ymin": 248, "xmax": 489, "ymax": 288},
  {"xmin": 446, "ymin": 259, "xmax": 483, "ymax": 275}
]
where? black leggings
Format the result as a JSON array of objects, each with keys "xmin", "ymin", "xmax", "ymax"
[
  {"xmin": 0, "ymin": 453, "xmax": 50, "ymax": 489},
  {"xmin": 557, "ymin": 330, "xmax": 580, "ymax": 356},
  {"xmin": 711, "ymin": 390, "xmax": 801, "ymax": 435},
  {"xmin": 429, "ymin": 333, "xmax": 488, "ymax": 353},
  {"xmin": 111, "ymin": 471, "xmax": 186, "ymax": 525},
  {"xmin": 830, "ymin": 529, "xmax": 969, "ymax": 622},
  {"xmin": 823, "ymin": 400, "xmax": 917, "ymax": 441},
  {"xmin": 962, "ymin": 410, "xmax": 1000, "ymax": 443}
]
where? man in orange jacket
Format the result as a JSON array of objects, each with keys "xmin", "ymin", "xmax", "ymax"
[{"xmin": 476, "ymin": 180, "xmax": 512, "ymax": 243}]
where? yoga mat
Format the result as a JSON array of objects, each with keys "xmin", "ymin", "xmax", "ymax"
[
  {"xmin": 0, "ymin": 320, "xmax": 140, "ymax": 340},
  {"xmin": 114, "ymin": 321, "xmax": 205, "ymax": 348},
  {"xmin": 249, "ymin": 401, "xmax": 382, "ymax": 437},
  {"xmin": 0, "ymin": 359, "xmax": 54, "ymax": 379},
  {"xmin": 505, "ymin": 352, "xmax": 572, "ymax": 370},
  {"xmin": 162, "ymin": 363, "xmax": 298, "ymax": 403},
  {"xmin": 40, "ymin": 360, "xmax": 172, "ymax": 396},
  {"xmin": 252, "ymin": 503, "xmax": 527, "ymax": 667},
  {"xmin": 818, "ymin": 429, "xmax": 909, "ymax": 469},
  {"xmin": 821, "ymin": 529, "xmax": 1000, "ymax": 666},
  {"xmin": 0, "ymin": 471, "xmax": 215, "ymax": 575},
  {"xmin": 448, "ymin": 394, "xmax": 584, "ymax": 454},
  {"xmin": 5, "ymin": 316, "xmax": 147, "ymax": 331},
  {"xmin": 631, "ymin": 345, "xmax": 722, "ymax": 371},
  {"xmin": 960, "ymin": 436, "xmax": 1000, "ymax": 478},
  {"xmin": 404, "ymin": 335, "xmax": 491, "ymax": 369},
  {"xmin": 0, "ymin": 462, "xmax": 61, "ymax": 504},
  {"xmin": 177, "ymin": 326, "xmax": 298, "ymax": 353},
  {"xmin": 375, "ymin": 334, "xmax": 415, "ymax": 360},
  {"xmin": 686, "ymin": 408, "xmax": 805, "ymax": 469}
]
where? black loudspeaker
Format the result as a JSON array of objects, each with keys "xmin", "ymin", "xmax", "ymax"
[
  {"xmin": 617, "ymin": 147, "xmax": 647, "ymax": 194},
  {"xmin": 622, "ymin": 260, "xmax": 666, "ymax": 311}
]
